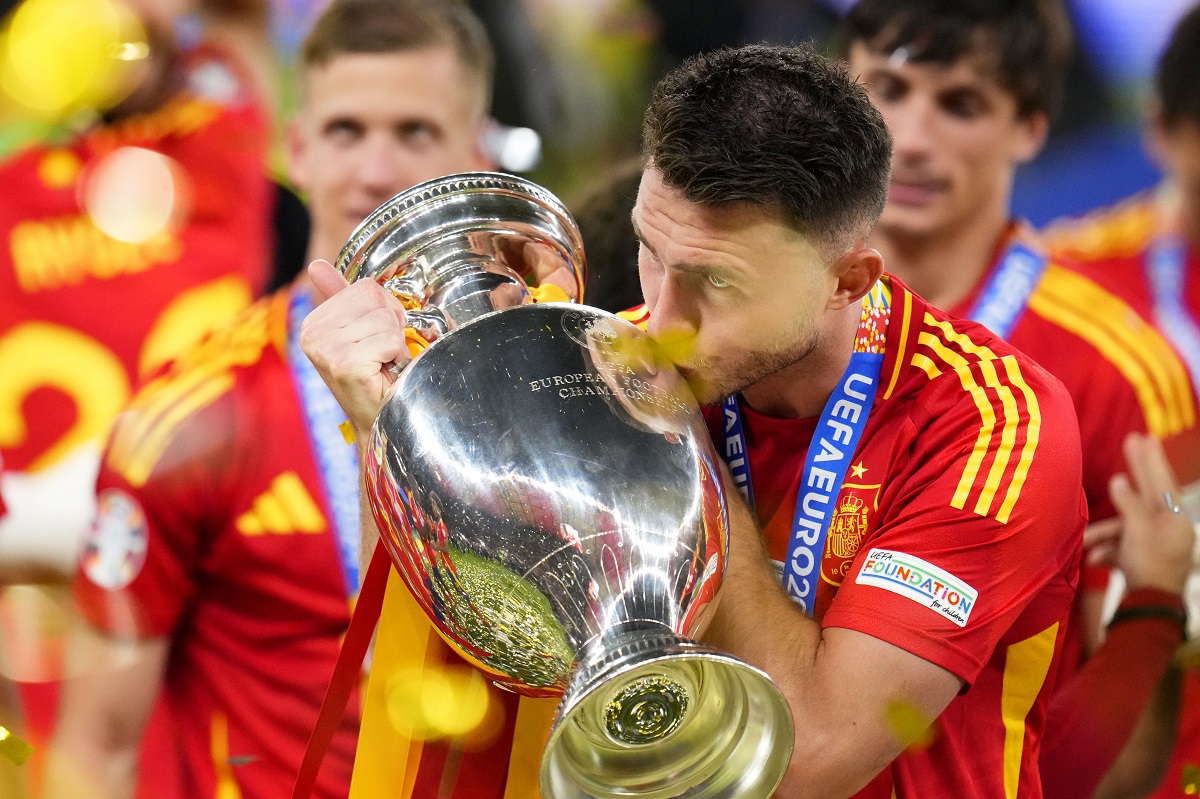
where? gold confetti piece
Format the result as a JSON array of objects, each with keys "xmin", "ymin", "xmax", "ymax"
[
  {"xmin": 1183, "ymin": 764, "xmax": 1200, "ymax": 795},
  {"xmin": 338, "ymin": 421, "xmax": 356, "ymax": 446},
  {"xmin": 0, "ymin": 726, "xmax": 33, "ymax": 766},
  {"xmin": 648, "ymin": 327, "xmax": 698, "ymax": 366},
  {"xmin": 529, "ymin": 283, "xmax": 570, "ymax": 304},
  {"xmin": 884, "ymin": 700, "xmax": 937, "ymax": 752}
]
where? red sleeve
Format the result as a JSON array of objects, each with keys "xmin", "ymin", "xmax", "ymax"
[
  {"xmin": 73, "ymin": 388, "xmax": 238, "ymax": 638},
  {"xmin": 824, "ymin": 354, "xmax": 1085, "ymax": 685},
  {"xmin": 1040, "ymin": 589, "xmax": 1186, "ymax": 799}
]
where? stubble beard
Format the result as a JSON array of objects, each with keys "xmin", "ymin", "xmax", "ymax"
[{"xmin": 685, "ymin": 323, "xmax": 822, "ymax": 407}]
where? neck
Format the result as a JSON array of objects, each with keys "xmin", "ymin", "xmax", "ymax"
[
  {"xmin": 738, "ymin": 303, "xmax": 861, "ymax": 419},
  {"xmin": 872, "ymin": 208, "xmax": 1010, "ymax": 311},
  {"xmin": 307, "ymin": 232, "xmax": 343, "ymax": 270}
]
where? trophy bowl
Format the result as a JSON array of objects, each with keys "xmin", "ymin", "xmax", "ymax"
[{"xmin": 339, "ymin": 172, "xmax": 794, "ymax": 799}]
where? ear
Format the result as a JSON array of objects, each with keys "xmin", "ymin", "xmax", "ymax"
[
  {"xmin": 1012, "ymin": 111, "xmax": 1049, "ymax": 165},
  {"xmin": 477, "ymin": 123, "xmax": 499, "ymax": 171},
  {"xmin": 828, "ymin": 246, "xmax": 885, "ymax": 311},
  {"xmin": 285, "ymin": 117, "xmax": 310, "ymax": 193}
]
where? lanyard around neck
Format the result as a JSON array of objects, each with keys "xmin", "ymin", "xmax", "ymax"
[
  {"xmin": 967, "ymin": 226, "xmax": 1049, "ymax": 340},
  {"xmin": 288, "ymin": 290, "xmax": 362, "ymax": 595},
  {"xmin": 1146, "ymin": 200, "xmax": 1200, "ymax": 396},
  {"xmin": 720, "ymin": 280, "xmax": 892, "ymax": 614}
]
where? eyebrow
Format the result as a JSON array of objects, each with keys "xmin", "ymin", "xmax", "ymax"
[
  {"xmin": 630, "ymin": 216, "xmax": 657, "ymax": 260},
  {"xmin": 630, "ymin": 216, "xmax": 738, "ymax": 279}
]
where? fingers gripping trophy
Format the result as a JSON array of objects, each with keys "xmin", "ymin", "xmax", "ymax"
[{"xmin": 338, "ymin": 173, "xmax": 793, "ymax": 799}]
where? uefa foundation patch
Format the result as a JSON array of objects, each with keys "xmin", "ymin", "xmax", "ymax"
[
  {"xmin": 855, "ymin": 548, "xmax": 978, "ymax": 627},
  {"xmin": 81, "ymin": 488, "xmax": 149, "ymax": 590}
]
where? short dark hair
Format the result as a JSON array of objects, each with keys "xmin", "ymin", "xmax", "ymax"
[
  {"xmin": 1157, "ymin": 2, "xmax": 1200, "ymax": 129},
  {"xmin": 839, "ymin": 0, "xmax": 1073, "ymax": 119},
  {"xmin": 642, "ymin": 44, "xmax": 892, "ymax": 253},
  {"xmin": 302, "ymin": 0, "xmax": 494, "ymax": 110}
]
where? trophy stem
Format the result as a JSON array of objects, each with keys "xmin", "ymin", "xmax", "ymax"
[{"xmin": 541, "ymin": 625, "xmax": 794, "ymax": 799}]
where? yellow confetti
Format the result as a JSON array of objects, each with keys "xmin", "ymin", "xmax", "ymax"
[
  {"xmin": 338, "ymin": 421, "xmax": 356, "ymax": 446},
  {"xmin": 884, "ymin": 700, "xmax": 937, "ymax": 752},
  {"xmin": 648, "ymin": 327, "xmax": 698, "ymax": 366},
  {"xmin": 529, "ymin": 283, "xmax": 569, "ymax": 304},
  {"xmin": 0, "ymin": 726, "xmax": 32, "ymax": 766}
]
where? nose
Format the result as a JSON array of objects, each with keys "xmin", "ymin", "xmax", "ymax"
[
  {"xmin": 886, "ymin": 97, "xmax": 936, "ymax": 164},
  {"xmin": 355, "ymin": 134, "xmax": 407, "ymax": 197},
  {"xmin": 644, "ymin": 271, "xmax": 697, "ymax": 341}
]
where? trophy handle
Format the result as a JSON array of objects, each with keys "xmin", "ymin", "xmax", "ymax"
[{"xmin": 335, "ymin": 171, "xmax": 587, "ymax": 322}]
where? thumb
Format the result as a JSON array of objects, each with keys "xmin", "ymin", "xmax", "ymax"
[{"xmin": 308, "ymin": 259, "xmax": 351, "ymax": 303}]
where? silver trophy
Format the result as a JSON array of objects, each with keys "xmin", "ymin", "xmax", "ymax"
[{"xmin": 339, "ymin": 173, "xmax": 794, "ymax": 799}]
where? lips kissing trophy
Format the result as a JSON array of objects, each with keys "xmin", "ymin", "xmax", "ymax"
[{"xmin": 311, "ymin": 172, "xmax": 793, "ymax": 799}]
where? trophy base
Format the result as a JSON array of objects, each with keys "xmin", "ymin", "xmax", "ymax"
[{"xmin": 541, "ymin": 628, "xmax": 793, "ymax": 799}]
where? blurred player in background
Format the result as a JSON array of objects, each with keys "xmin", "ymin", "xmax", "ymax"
[
  {"xmin": 1046, "ymin": 4, "xmax": 1200, "ymax": 795},
  {"xmin": 841, "ymin": 1, "xmax": 1196, "ymax": 795},
  {"xmin": 0, "ymin": 0, "xmax": 275, "ymax": 791},
  {"xmin": 0, "ymin": 0, "xmax": 275, "ymax": 578},
  {"xmin": 41, "ymin": 1, "xmax": 573, "ymax": 798}
]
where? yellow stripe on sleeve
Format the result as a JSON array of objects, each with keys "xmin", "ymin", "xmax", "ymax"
[
  {"xmin": 113, "ymin": 373, "xmax": 234, "ymax": 487},
  {"xmin": 927, "ymin": 319, "xmax": 1036, "ymax": 524},
  {"xmin": 108, "ymin": 303, "xmax": 274, "ymax": 486},
  {"xmin": 910, "ymin": 352, "xmax": 943, "ymax": 380},
  {"xmin": 1031, "ymin": 265, "xmax": 1194, "ymax": 435},
  {"xmin": 996, "ymin": 357, "xmax": 1041, "ymax": 524},
  {"xmin": 917, "ymin": 331, "xmax": 998, "ymax": 513},
  {"xmin": 616, "ymin": 305, "xmax": 649, "ymax": 330},
  {"xmin": 1000, "ymin": 623, "xmax": 1059, "ymax": 799}
]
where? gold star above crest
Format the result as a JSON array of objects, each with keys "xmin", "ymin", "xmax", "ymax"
[{"xmin": 850, "ymin": 462, "xmax": 867, "ymax": 479}]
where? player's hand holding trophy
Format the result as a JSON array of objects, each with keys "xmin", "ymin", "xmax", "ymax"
[{"xmin": 338, "ymin": 173, "xmax": 794, "ymax": 799}]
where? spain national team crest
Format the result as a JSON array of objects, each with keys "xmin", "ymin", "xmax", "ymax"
[
  {"xmin": 822, "ymin": 481, "xmax": 881, "ymax": 586},
  {"xmin": 81, "ymin": 489, "xmax": 149, "ymax": 590}
]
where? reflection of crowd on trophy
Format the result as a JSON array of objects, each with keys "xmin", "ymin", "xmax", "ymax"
[{"xmin": 2, "ymin": 0, "xmax": 1200, "ymax": 797}]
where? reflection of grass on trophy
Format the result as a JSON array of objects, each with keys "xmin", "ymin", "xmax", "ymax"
[
  {"xmin": 433, "ymin": 547, "xmax": 575, "ymax": 693},
  {"xmin": 603, "ymin": 674, "xmax": 689, "ymax": 745}
]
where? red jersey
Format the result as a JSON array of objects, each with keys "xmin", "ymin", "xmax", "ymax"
[
  {"xmin": 0, "ymin": 43, "xmax": 271, "ymax": 565},
  {"xmin": 700, "ymin": 275, "xmax": 1084, "ymax": 799},
  {"xmin": 949, "ymin": 223, "xmax": 1195, "ymax": 532},
  {"xmin": 1045, "ymin": 190, "xmax": 1200, "ymax": 488},
  {"xmin": 74, "ymin": 291, "xmax": 538, "ymax": 799},
  {"xmin": 1045, "ymin": 192, "xmax": 1200, "ymax": 799}
]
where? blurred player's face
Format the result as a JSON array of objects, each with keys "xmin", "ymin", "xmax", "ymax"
[
  {"xmin": 846, "ymin": 42, "xmax": 1046, "ymax": 242},
  {"xmin": 633, "ymin": 168, "xmax": 838, "ymax": 405},
  {"xmin": 288, "ymin": 46, "xmax": 491, "ymax": 261},
  {"xmin": 1151, "ymin": 119, "xmax": 1200, "ymax": 244}
]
